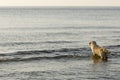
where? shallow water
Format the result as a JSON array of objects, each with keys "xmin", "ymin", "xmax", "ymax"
[
  {"xmin": 0, "ymin": 7, "xmax": 120, "ymax": 80},
  {"xmin": 0, "ymin": 58, "xmax": 120, "ymax": 80}
]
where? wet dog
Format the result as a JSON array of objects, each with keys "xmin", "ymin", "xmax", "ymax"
[{"xmin": 89, "ymin": 41, "xmax": 110, "ymax": 60}]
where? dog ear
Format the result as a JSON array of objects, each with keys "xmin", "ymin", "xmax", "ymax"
[{"xmin": 93, "ymin": 41, "xmax": 97, "ymax": 44}]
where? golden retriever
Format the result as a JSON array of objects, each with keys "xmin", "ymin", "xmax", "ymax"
[{"xmin": 89, "ymin": 41, "xmax": 110, "ymax": 60}]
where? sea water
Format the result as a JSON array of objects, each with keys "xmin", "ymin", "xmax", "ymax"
[{"xmin": 0, "ymin": 7, "xmax": 120, "ymax": 80}]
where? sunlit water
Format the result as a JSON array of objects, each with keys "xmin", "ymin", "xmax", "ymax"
[{"xmin": 0, "ymin": 7, "xmax": 120, "ymax": 80}]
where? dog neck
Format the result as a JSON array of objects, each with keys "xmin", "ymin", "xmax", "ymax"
[{"xmin": 90, "ymin": 44, "xmax": 99, "ymax": 53}]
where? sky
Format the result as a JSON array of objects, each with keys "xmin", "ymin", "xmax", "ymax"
[{"xmin": 0, "ymin": 0, "xmax": 120, "ymax": 6}]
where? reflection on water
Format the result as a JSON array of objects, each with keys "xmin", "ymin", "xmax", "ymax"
[{"xmin": 90, "ymin": 54, "xmax": 108, "ymax": 64}]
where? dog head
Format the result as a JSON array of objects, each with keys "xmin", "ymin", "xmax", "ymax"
[{"xmin": 89, "ymin": 41, "xmax": 97, "ymax": 47}]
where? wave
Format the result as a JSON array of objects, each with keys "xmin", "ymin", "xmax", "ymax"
[
  {"xmin": 0, "ymin": 41, "xmax": 77, "ymax": 47},
  {"xmin": 0, "ymin": 55, "xmax": 89, "ymax": 62},
  {"xmin": 0, "ymin": 45, "xmax": 119, "ymax": 62},
  {"xmin": 106, "ymin": 45, "xmax": 120, "ymax": 48},
  {"xmin": 0, "ymin": 46, "xmax": 90, "ymax": 55},
  {"xmin": 0, "ymin": 47, "xmax": 90, "ymax": 62},
  {"xmin": 4, "ymin": 47, "xmax": 90, "ymax": 56}
]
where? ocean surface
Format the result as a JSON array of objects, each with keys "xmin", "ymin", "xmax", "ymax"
[{"xmin": 0, "ymin": 7, "xmax": 120, "ymax": 80}]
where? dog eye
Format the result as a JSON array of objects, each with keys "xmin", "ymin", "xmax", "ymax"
[{"xmin": 89, "ymin": 42, "xmax": 91, "ymax": 45}]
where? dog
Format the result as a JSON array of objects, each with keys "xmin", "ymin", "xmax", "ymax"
[{"xmin": 89, "ymin": 41, "xmax": 110, "ymax": 60}]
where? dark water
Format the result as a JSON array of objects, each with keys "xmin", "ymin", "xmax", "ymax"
[{"xmin": 0, "ymin": 7, "xmax": 120, "ymax": 80}]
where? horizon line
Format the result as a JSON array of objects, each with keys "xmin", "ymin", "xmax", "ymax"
[{"xmin": 0, "ymin": 6, "xmax": 120, "ymax": 8}]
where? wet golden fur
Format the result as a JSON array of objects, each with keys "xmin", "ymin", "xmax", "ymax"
[{"xmin": 89, "ymin": 41, "xmax": 110, "ymax": 60}]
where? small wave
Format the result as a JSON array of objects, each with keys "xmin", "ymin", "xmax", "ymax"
[
  {"xmin": 106, "ymin": 45, "xmax": 120, "ymax": 48},
  {"xmin": 0, "ymin": 42, "xmax": 40, "ymax": 47},
  {"xmin": 0, "ymin": 41, "xmax": 77, "ymax": 47},
  {"xmin": 45, "ymin": 41, "xmax": 74, "ymax": 43},
  {"xmin": 11, "ymin": 47, "xmax": 90, "ymax": 56},
  {"xmin": 0, "ymin": 54, "xmax": 89, "ymax": 62},
  {"xmin": 0, "ymin": 45, "xmax": 119, "ymax": 62},
  {"xmin": 0, "ymin": 47, "xmax": 90, "ymax": 62},
  {"xmin": 0, "ymin": 53, "xmax": 119, "ymax": 62}
]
